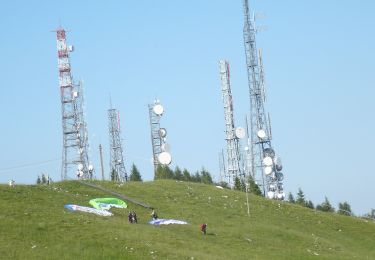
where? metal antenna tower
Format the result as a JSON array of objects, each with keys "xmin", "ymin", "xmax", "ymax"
[
  {"xmin": 219, "ymin": 60, "xmax": 244, "ymax": 184},
  {"xmin": 108, "ymin": 107, "xmax": 128, "ymax": 182},
  {"xmin": 242, "ymin": 0, "xmax": 285, "ymax": 199},
  {"xmin": 148, "ymin": 99, "xmax": 171, "ymax": 177},
  {"xmin": 55, "ymin": 27, "xmax": 92, "ymax": 180}
]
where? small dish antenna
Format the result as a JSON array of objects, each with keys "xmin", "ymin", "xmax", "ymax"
[
  {"xmin": 78, "ymin": 164, "xmax": 83, "ymax": 170},
  {"xmin": 275, "ymin": 172, "xmax": 284, "ymax": 181},
  {"xmin": 257, "ymin": 129, "xmax": 266, "ymax": 139},
  {"xmin": 277, "ymin": 192, "xmax": 285, "ymax": 200},
  {"xmin": 88, "ymin": 165, "xmax": 94, "ymax": 171},
  {"xmin": 153, "ymin": 104, "xmax": 164, "ymax": 115},
  {"xmin": 159, "ymin": 128, "xmax": 167, "ymax": 138},
  {"xmin": 263, "ymin": 148, "xmax": 275, "ymax": 158},
  {"xmin": 267, "ymin": 191, "xmax": 275, "ymax": 199},
  {"xmin": 158, "ymin": 152, "xmax": 172, "ymax": 165},
  {"xmin": 235, "ymin": 127, "xmax": 246, "ymax": 139},
  {"xmin": 264, "ymin": 166, "xmax": 273, "ymax": 175},
  {"xmin": 244, "ymin": 146, "xmax": 249, "ymax": 151},
  {"xmin": 262, "ymin": 156, "xmax": 273, "ymax": 166}
]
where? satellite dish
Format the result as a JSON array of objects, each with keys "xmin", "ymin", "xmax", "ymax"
[
  {"xmin": 264, "ymin": 166, "xmax": 273, "ymax": 175},
  {"xmin": 257, "ymin": 129, "xmax": 266, "ymax": 139},
  {"xmin": 88, "ymin": 165, "xmax": 94, "ymax": 171},
  {"xmin": 153, "ymin": 104, "xmax": 164, "ymax": 115},
  {"xmin": 244, "ymin": 146, "xmax": 249, "ymax": 151},
  {"xmin": 161, "ymin": 143, "xmax": 171, "ymax": 152},
  {"xmin": 263, "ymin": 148, "xmax": 275, "ymax": 158},
  {"xmin": 158, "ymin": 152, "xmax": 172, "ymax": 165},
  {"xmin": 78, "ymin": 164, "xmax": 83, "ymax": 170},
  {"xmin": 267, "ymin": 191, "xmax": 275, "ymax": 199},
  {"xmin": 235, "ymin": 127, "xmax": 246, "ymax": 139},
  {"xmin": 277, "ymin": 192, "xmax": 285, "ymax": 200},
  {"xmin": 262, "ymin": 156, "xmax": 273, "ymax": 166},
  {"xmin": 159, "ymin": 128, "xmax": 167, "ymax": 138},
  {"xmin": 72, "ymin": 91, "xmax": 78, "ymax": 98},
  {"xmin": 275, "ymin": 172, "xmax": 284, "ymax": 181},
  {"xmin": 68, "ymin": 45, "xmax": 74, "ymax": 52},
  {"xmin": 269, "ymin": 184, "xmax": 275, "ymax": 190},
  {"xmin": 274, "ymin": 157, "xmax": 283, "ymax": 171}
]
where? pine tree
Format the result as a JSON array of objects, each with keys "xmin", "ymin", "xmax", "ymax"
[
  {"xmin": 41, "ymin": 174, "xmax": 47, "ymax": 184},
  {"xmin": 296, "ymin": 188, "xmax": 306, "ymax": 206},
  {"xmin": 316, "ymin": 197, "xmax": 335, "ymax": 213},
  {"xmin": 182, "ymin": 169, "xmax": 191, "ymax": 181},
  {"xmin": 288, "ymin": 192, "xmax": 295, "ymax": 203},
  {"xmin": 247, "ymin": 175, "xmax": 262, "ymax": 196},
  {"xmin": 129, "ymin": 163, "xmax": 142, "ymax": 181},
  {"xmin": 234, "ymin": 176, "xmax": 242, "ymax": 191},
  {"xmin": 36, "ymin": 175, "xmax": 41, "ymax": 185},
  {"xmin": 200, "ymin": 168, "xmax": 213, "ymax": 184},
  {"xmin": 338, "ymin": 201, "xmax": 352, "ymax": 216},
  {"xmin": 174, "ymin": 166, "xmax": 183, "ymax": 180},
  {"xmin": 306, "ymin": 200, "xmax": 315, "ymax": 209}
]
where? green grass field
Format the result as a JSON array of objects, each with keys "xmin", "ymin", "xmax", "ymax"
[{"xmin": 0, "ymin": 180, "xmax": 374, "ymax": 259}]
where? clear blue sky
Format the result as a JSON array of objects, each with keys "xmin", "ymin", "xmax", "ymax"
[{"xmin": 0, "ymin": 0, "xmax": 374, "ymax": 215}]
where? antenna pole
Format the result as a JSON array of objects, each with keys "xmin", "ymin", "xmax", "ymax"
[{"xmin": 99, "ymin": 144, "xmax": 105, "ymax": 181}]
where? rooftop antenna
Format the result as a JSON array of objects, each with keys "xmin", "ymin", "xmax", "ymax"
[
  {"xmin": 242, "ymin": 0, "xmax": 285, "ymax": 200},
  {"xmin": 219, "ymin": 60, "xmax": 244, "ymax": 185},
  {"xmin": 55, "ymin": 27, "xmax": 93, "ymax": 180}
]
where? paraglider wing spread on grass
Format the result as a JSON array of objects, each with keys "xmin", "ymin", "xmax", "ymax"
[
  {"xmin": 89, "ymin": 198, "xmax": 127, "ymax": 211},
  {"xmin": 64, "ymin": 204, "xmax": 113, "ymax": 216},
  {"xmin": 148, "ymin": 219, "xmax": 188, "ymax": 225}
]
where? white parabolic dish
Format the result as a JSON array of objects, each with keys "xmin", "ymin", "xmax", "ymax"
[
  {"xmin": 235, "ymin": 127, "xmax": 246, "ymax": 139},
  {"xmin": 257, "ymin": 129, "xmax": 266, "ymax": 139},
  {"xmin": 153, "ymin": 104, "xmax": 164, "ymax": 115},
  {"xmin": 158, "ymin": 152, "xmax": 172, "ymax": 165},
  {"xmin": 264, "ymin": 166, "xmax": 273, "ymax": 175},
  {"xmin": 263, "ymin": 156, "xmax": 273, "ymax": 166},
  {"xmin": 159, "ymin": 128, "xmax": 167, "ymax": 138}
]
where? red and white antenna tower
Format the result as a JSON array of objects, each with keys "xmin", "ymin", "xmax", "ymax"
[{"xmin": 55, "ymin": 27, "xmax": 93, "ymax": 180}]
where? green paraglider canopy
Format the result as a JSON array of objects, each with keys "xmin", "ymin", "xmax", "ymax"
[{"xmin": 89, "ymin": 198, "xmax": 127, "ymax": 211}]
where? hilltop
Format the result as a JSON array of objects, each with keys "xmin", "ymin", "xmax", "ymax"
[{"xmin": 0, "ymin": 180, "xmax": 374, "ymax": 259}]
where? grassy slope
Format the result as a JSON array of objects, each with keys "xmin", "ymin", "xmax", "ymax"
[{"xmin": 0, "ymin": 180, "xmax": 374, "ymax": 259}]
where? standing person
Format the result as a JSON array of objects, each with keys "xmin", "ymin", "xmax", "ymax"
[
  {"xmin": 128, "ymin": 212, "xmax": 133, "ymax": 223},
  {"xmin": 151, "ymin": 210, "xmax": 158, "ymax": 220},
  {"xmin": 200, "ymin": 223, "xmax": 207, "ymax": 235},
  {"xmin": 132, "ymin": 211, "xmax": 138, "ymax": 223}
]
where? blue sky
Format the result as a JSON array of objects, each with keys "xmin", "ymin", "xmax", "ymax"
[{"xmin": 0, "ymin": 0, "xmax": 374, "ymax": 215}]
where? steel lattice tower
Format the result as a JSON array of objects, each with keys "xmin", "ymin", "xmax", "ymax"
[
  {"xmin": 219, "ymin": 60, "xmax": 243, "ymax": 184},
  {"xmin": 56, "ymin": 27, "xmax": 92, "ymax": 180},
  {"xmin": 148, "ymin": 101, "xmax": 163, "ymax": 176},
  {"xmin": 242, "ymin": 0, "xmax": 285, "ymax": 199},
  {"xmin": 108, "ymin": 108, "xmax": 128, "ymax": 182}
]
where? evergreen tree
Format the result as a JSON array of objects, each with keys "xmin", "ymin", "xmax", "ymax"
[
  {"xmin": 338, "ymin": 201, "xmax": 352, "ymax": 216},
  {"xmin": 296, "ymin": 188, "xmax": 306, "ymax": 206},
  {"xmin": 316, "ymin": 197, "xmax": 335, "ymax": 212},
  {"xmin": 200, "ymin": 168, "xmax": 213, "ymax": 184},
  {"xmin": 192, "ymin": 171, "xmax": 201, "ymax": 183},
  {"xmin": 182, "ymin": 169, "xmax": 191, "ymax": 181},
  {"xmin": 247, "ymin": 176, "xmax": 262, "ymax": 196},
  {"xmin": 129, "ymin": 163, "xmax": 142, "ymax": 181},
  {"xmin": 155, "ymin": 165, "xmax": 165, "ymax": 179},
  {"xmin": 165, "ymin": 165, "xmax": 174, "ymax": 179},
  {"xmin": 216, "ymin": 181, "xmax": 229, "ymax": 189},
  {"xmin": 41, "ymin": 174, "xmax": 47, "ymax": 184},
  {"xmin": 306, "ymin": 200, "xmax": 315, "ymax": 209},
  {"xmin": 288, "ymin": 192, "xmax": 295, "ymax": 203},
  {"xmin": 36, "ymin": 175, "xmax": 41, "ymax": 185},
  {"xmin": 364, "ymin": 209, "xmax": 375, "ymax": 219},
  {"xmin": 233, "ymin": 176, "xmax": 242, "ymax": 191},
  {"xmin": 174, "ymin": 166, "xmax": 183, "ymax": 180}
]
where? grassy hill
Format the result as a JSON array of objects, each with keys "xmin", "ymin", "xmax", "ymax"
[{"xmin": 0, "ymin": 180, "xmax": 374, "ymax": 259}]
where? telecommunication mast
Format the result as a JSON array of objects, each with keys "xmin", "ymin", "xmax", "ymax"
[{"xmin": 242, "ymin": 0, "xmax": 285, "ymax": 199}]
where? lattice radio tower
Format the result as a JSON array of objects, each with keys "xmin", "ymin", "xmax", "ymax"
[
  {"xmin": 242, "ymin": 0, "xmax": 285, "ymax": 199},
  {"xmin": 56, "ymin": 27, "xmax": 93, "ymax": 180},
  {"xmin": 148, "ymin": 99, "xmax": 171, "ymax": 176},
  {"xmin": 219, "ymin": 60, "xmax": 245, "ymax": 184},
  {"xmin": 108, "ymin": 107, "xmax": 128, "ymax": 182}
]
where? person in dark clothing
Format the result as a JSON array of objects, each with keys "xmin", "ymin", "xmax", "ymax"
[
  {"xmin": 128, "ymin": 212, "xmax": 133, "ymax": 223},
  {"xmin": 151, "ymin": 210, "xmax": 158, "ymax": 220},
  {"xmin": 132, "ymin": 211, "xmax": 138, "ymax": 223},
  {"xmin": 200, "ymin": 223, "xmax": 207, "ymax": 235}
]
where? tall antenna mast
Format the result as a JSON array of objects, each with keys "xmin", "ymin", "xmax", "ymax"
[
  {"xmin": 148, "ymin": 99, "xmax": 172, "ymax": 177},
  {"xmin": 219, "ymin": 60, "xmax": 244, "ymax": 184},
  {"xmin": 108, "ymin": 107, "xmax": 128, "ymax": 182},
  {"xmin": 242, "ymin": 0, "xmax": 285, "ymax": 199},
  {"xmin": 55, "ymin": 27, "xmax": 93, "ymax": 180}
]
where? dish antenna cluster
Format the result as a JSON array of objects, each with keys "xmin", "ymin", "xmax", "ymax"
[
  {"xmin": 148, "ymin": 100, "xmax": 172, "ymax": 175},
  {"xmin": 108, "ymin": 106, "xmax": 128, "ymax": 182},
  {"xmin": 242, "ymin": 0, "xmax": 285, "ymax": 199},
  {"xmin": 219, "ymin": 60, "xmax": 245, "ymax": 184},
  {"xmin": 55, "ymin": 27, "xmax": 93, "ymax": 180}
]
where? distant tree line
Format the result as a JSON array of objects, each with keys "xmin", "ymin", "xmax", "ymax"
[
  {"xmin": 287, "ymin": 188, "xmax": 353, "ymax": 216},
  {"xmin": 36, "ymin": 173, "xmax": 52, "ymax": 185},
  {"xmin": 154, "ymin": 165, "xmax": 213, "ymax": 184}
]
